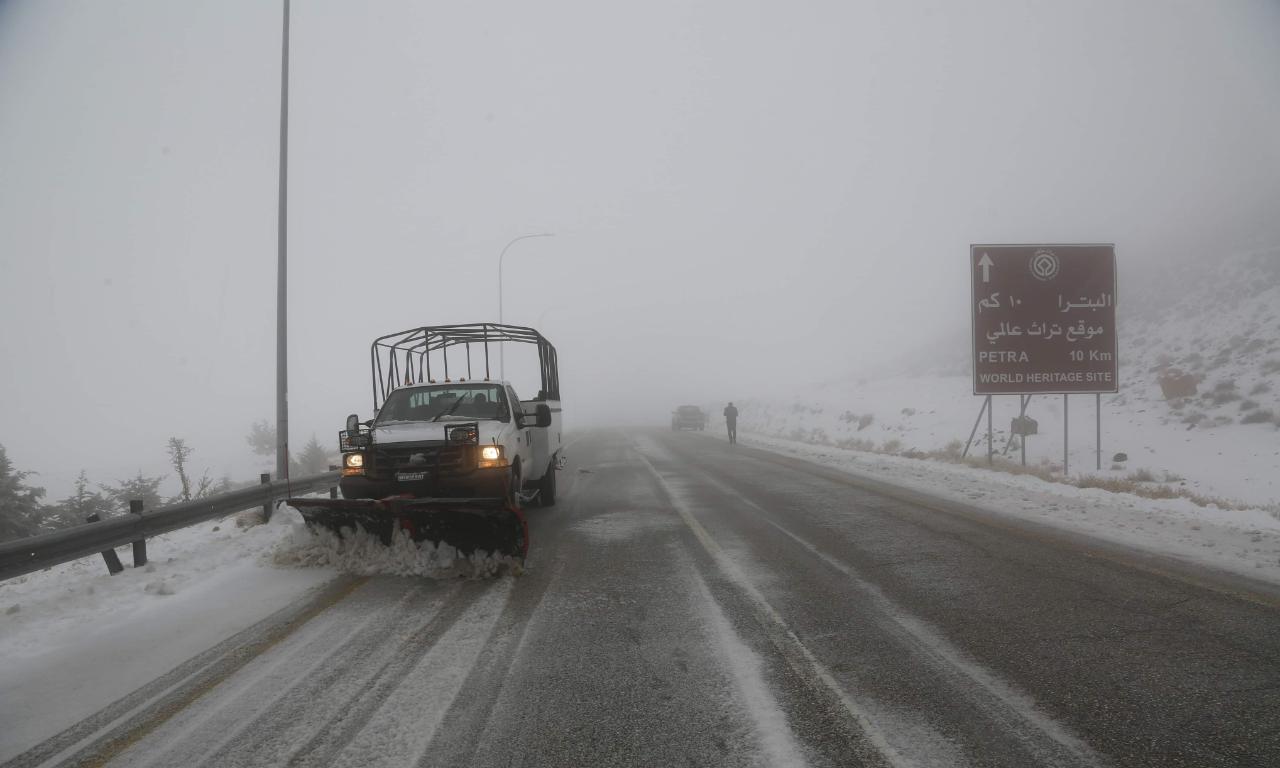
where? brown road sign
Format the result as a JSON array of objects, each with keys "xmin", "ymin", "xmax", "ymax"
[{"xmin": 971, "ymin": 244, "xmax": 1118, "ymax": 395}]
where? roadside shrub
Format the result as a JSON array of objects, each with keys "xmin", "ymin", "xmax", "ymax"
[
  {"xmin": 1213, "ymin": 379, "xmax": 1237, "ymax": 393},
  {"xmin": 836, "ymin": 437, "xmax": 875, "ymax": 451},
  {"xmin": 1242, "ymin": 409, "xmax": 1276, "ymax": 425},
  {"xmin": 1240, "ymin": 399, "xmax": 1260, "ymax": 411},
  {"xmin": 880, "ymin": 439, "xmax": 902, "ymax": 454},
  {"xmin": 1250, "ymin": 381, "xmax": 1272, "ymax": 396},
  {"xmin": 1077, "ymin": 475, "xmax": 1178, "ymax": 500},
  {"xmin": 1211, "ymin": 389, "xmax": 1240, "ymax": 405},
  {"xmin": 857, "ymin": 414, "xmax": 874, "ymax": 431},
  {"xmin": 1126, "ymin": 468, "xmax": 1157, "ymax": 483},
  {"xmin": 1262, "ymin": 359, "xmax": 1280, "ymax": 375},
  {"xmin": 1158, "ymin": 370, "xmax": 1199, "ymax": 399}
]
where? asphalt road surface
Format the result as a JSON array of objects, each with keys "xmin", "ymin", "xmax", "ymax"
[{"xmin": 10, "ymin": 430, "xmax": 1280, "ymax": 768}]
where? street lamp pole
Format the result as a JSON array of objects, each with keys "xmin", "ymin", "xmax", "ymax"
[
  {"xmin": 497, "ymin": 232, "xmax": 554, "ymax": 379},
  {"xmin": 275, "ymin": 0, "xmax": 291, "ymax": 481}
]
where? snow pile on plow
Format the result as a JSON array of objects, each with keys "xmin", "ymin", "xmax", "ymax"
[{"xmin": 272, "ymin": 518, "xmax": 521, "ymax": 579}]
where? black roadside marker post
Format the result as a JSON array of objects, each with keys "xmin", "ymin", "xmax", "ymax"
[
  {"xmin": 130, "ymin": 499, "xmax": 147, "ymax": 568},
  {"xmin": 86, "ymin": 513, "xmax": 125, "ymax": 575},
  {"xmin": 261, "ymin": 473, "xmax": 273, "ymax": 523}
]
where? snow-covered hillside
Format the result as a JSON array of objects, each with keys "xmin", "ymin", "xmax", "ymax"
[{"xmin": 734, "ymin": 250, "xmax": 1280, "ymax": 509}]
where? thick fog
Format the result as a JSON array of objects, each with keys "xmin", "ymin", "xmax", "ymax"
[{"xmin": 2, "ymin": 0, "xmax": 1278, "ymax": 498}]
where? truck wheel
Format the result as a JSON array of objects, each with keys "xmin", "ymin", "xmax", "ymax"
[{"xmin": 538, "ymin": 460, "xmax": 557, "ymax": 507}]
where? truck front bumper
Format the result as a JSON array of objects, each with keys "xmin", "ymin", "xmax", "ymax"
[{"xmin": 339, "ymin": 465, "xmax": 511, "ymax": 500}]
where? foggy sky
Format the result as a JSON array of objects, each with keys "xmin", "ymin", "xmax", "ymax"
[{"xmin": 2, "ymin": 0, "xmax": 1279, "ymax": 499}]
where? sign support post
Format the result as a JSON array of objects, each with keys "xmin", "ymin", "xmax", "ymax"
[
  {"xmin": 1096, "ymin": 393, "xmax": 1102, "ymax": 471},
  {"xmin": 987, "ymin": 395, "xmax": 993, "ymax": 465},
  {"xmin": 1020, "ymin": 395, "xmax": 1029, "ymax": 466},
  {"xmin": 1063, "ymin": 394, "xmax": 1069, "ymax": 476},
  {"xmin": 961, "ymin": 396, "xmax": 990, "ymax": 460}
]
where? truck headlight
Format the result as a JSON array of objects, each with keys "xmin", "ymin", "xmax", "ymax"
[
  {"xmin": 342, "ymin": 452, "xmax": 366, "ymax": 476},
  {"xmin": 478, "ymin": 445, "xmax": 507, "ymax": 468}
]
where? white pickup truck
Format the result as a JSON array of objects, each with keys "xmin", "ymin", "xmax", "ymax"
[{"xmin": 290, "ymin": 324, "xmax": 562, "ymax": 560}]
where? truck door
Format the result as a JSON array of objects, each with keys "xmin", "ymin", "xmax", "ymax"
[{"xmin": 506, "ymin": 385, "xmax": 533, "ymax": 476}]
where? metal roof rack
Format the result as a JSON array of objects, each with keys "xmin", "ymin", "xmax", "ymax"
[{"xmin": 369, "ymin": 323, "xmax": 559, "ymax": 411}]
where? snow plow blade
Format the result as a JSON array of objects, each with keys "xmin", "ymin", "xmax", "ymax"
[{"xmin": 286, "ymin": 497, "xmax": 528, "ymax": 561}]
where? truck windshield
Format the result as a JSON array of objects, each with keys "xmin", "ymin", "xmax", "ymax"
[{"xmin": 375, "ymin": 384, "xmax": 507, "ymax": 424}]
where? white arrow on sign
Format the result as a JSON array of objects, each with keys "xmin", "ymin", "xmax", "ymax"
[{"xmin": 978, "ymin": 252, "xmax": 993, "ymax": 283}]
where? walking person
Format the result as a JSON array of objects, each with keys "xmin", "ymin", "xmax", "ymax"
[{"xmin": 723, "ymin": 401, "xmax": 739, "ymax": 445}]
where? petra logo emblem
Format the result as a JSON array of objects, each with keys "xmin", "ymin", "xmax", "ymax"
[{"xmin": 1029, "ymin": 249, "xmax": 1060, "ymax": 281}]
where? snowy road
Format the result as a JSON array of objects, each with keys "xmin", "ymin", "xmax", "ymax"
[{"xmin": 8, "ymin": 430, "xmax": 1280, "ymax": 767}]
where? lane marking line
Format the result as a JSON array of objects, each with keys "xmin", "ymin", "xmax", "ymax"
[
  {"xmin": 681, "ymin": 465, "xmax": 1104, "ymax": 767},
  {"xmin": 636, "ymin": 452, "xmax": 910, "ymax": 768},
  {"xmin": 688, "ymin": 565, "xmax": 809, "ymax": 768}
]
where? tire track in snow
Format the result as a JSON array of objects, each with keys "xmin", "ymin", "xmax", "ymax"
[
  {"xmin": 280, "ymin": 579, "xmax": 506, "ymax": 767},
  {"xmin": 322, "ymin": 579, "xmax": 513, "ymax": 768},
  {"xmin": 118, "ymin": 580, "xmax": 458, "ymax": 768},
  {"xmin": 5, "ymin": 576, "xmax": 368, "ymax": 768}
]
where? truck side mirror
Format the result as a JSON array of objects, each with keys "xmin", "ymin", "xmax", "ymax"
[
  {"xmin": 346, "ymin": 414, "xmax": 360, "ymax": 433},
  {"xmin": 532, "ymin": 403, "xmax": 552, "ymax": 428}
]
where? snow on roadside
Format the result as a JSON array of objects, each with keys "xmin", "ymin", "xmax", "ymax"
[
  {"xmin": 0, "ymin": 506, "xmax": 336, "ymax": 762},
  {"xmin": 271, "ymin": 509, "xmax": 522, "ymax": 579},
  {"xmin": 0, "ymin": 507, "xmax": 333, "ymax": 661},
  {"xmin": 734, "ymin": 432, "xmax": 1280, "ymax": 587},
  {"xmin": 735, "ymin": 374, "xmax": 1280, "ymax": 511}
]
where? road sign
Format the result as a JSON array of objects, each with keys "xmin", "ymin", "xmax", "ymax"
[{"xmin": 971, "ymin": 244, "xmax": 1117, "ymax": 395}]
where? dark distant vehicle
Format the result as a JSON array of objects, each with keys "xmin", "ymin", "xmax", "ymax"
[{"xmin": 671, "ymin": 405, "xmax": 707, "ymax": 431}]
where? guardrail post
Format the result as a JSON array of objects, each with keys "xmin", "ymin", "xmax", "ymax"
[
  {"xmin": 261, "ymin": 473, "xmax": 273, "ymax": 522},
  {"xmin": 86, "ymin": 513, "xmax": 125, "ymax": 575},
  {"xmin": 328, "ymin": 465, "xmax": 339, "ymax": 499},
  {"xmin": 129, "ymin": 500, "xmax": 147, "ymax": 567}
]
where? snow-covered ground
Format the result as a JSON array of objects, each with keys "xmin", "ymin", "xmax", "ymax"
[
  {"xmin": 0, "ymin": 508, "xmax": 337, "ymax": 762},
  {"xmin": 735, "ymin": 373, "xmax": 1280, "ymax": 511},
  {"xmin": 0, "ymin": 501, "xmax": 529, "ymax": 762},
  {"xmin": 728, "ymin": 430, "xmax": 1280, "ymax": 587}
]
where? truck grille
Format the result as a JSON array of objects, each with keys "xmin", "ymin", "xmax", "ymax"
[{"xmin": 374, "ymin": 443, "xmax": 466, "ymax": 474}]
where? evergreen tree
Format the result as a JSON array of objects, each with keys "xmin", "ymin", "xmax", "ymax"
[
  {"xmin": 295, "ymin": 435, "xmax": 332, "ymax": 475},
  {"xmin": 246, "ymin": 419, "xmax": 277, "ymax": 457},
  {"xmin": 102, "ymin": 472, "xmax": 166, "ymax": 514},
  {"xmin": 0, "ymin": 444, "xmax": 45, "ymax": 540},
  {"xmin": 47, "ymin": 470, "xmax": 114, "ymax": 527}
]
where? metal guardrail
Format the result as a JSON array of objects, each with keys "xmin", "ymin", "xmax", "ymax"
[{"xmin": 0, "ymin": 470, "xmax": 341, "ymax": 582}]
